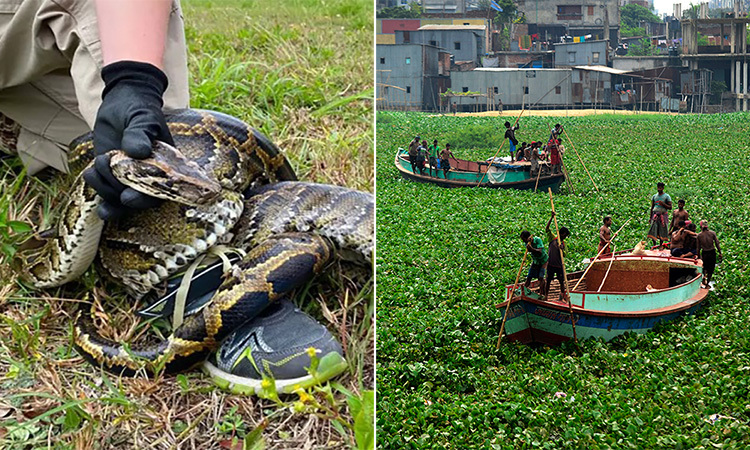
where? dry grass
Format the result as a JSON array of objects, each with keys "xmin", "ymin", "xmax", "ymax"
[{"xmin": 0, "ymin": 0, "xmax": 373, "ymax": 448}]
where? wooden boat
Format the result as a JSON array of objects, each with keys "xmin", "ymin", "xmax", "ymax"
[
  {"xmin": 498, "ymin": 249, "xmax": 710, "ymax": 345},
  {"xmin": 395, "ymin": 148, "xmax": 565, "ymax": 191}
]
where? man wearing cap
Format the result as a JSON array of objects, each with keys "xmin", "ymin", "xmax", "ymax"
[
  {"xmin": 408, "ymin": 136, "xmax": 420, "ymax": 174},
  {"xmin": 697, "ymin": 220, "xmax": 722, "ymax": 288},
  {"xmin": 648, "ymin": 182, "xmax": 672, "ymax": 245}
]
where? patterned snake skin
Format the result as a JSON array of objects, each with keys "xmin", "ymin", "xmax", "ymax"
[{"xmin": 15, "ymin": 109, "xmax": 373, "ymax": 375}]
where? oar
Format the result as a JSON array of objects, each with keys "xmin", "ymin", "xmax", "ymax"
[
  {"xmin": 496, "ymin": 248, "xmax": 528, "ymax": 349},
  {"xmin": 477, "ymin": 109, "xmax": 526, "ymax": 187},
  {"xmin": 548, "ymin": 188, "xmax": 577, "ymax": 343},
  {"xmin": 572, "ymin": 218, "xmax": 632, "ymax": 291},
  {"xmin": 533, "ymin": 162, "xmax": 543, "ymax": 193},
  {"xmin": 561, "ymin": 127, "xmax": 599, "ymax": 195}
]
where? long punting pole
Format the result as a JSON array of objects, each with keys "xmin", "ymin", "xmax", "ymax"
[
  {"xmin": 548, "ymin": 188, "xmax": 577, "ymax": 343},
  {"xmin": 597, "ymin": 244, "xmax": 617, "ymax": 292},
  {"xmin": 533, "ymin": 162, "xmax": 543, "ymax": 193},
  {"xmin": 476, "ymin": 109, "xmax": 526, "ymax": 187},
  {"xmin": 549, "ymin": 121, "xmax": 574, "ymax": 194},
  {"xmin": 571, "ymin": 218, "xmax": 632, "ymax": 291},
  {"xmin": 496, "ymin": 248, "xmax": 529, "ymax": 349},
  {"xmin": 561, "ymin": 127, "xmax": 599, "ymax": 195}
]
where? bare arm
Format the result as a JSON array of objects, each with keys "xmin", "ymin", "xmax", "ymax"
[
  {"xmin": 714, "ymin": 233, "xmax": 722, "ymax": 256},
  {"xmin": 95, "ymin": 0, "xmax": 172, "ymax": 68}
]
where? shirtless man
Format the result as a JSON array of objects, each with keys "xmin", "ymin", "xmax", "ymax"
[
  {"xmin": 669, "ymin": 199, "xmax": 689, "ymax": 235},
  {"xmin": 697, "ymin": 220, "xmax": 722, "ymax": 288},
  {"xmin": 440, "ymin": 144, "xmax": 455, "ymax": 179},
  {"xmin": 598, "ymin": 216, "xmax": 613, "ymax": 255}
]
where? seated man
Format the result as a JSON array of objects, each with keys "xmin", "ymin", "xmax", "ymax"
[{"xmin": 671, "ymin": 221, "xmax": 698, "ymax": 257}]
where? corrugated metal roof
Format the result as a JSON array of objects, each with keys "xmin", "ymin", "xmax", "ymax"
[
  {"xmin": 474, "ymin": 68, "xmax": 571, "ymax": 72},
  {"xmin": 574, "ymin": 65, "xmax": 629, "ymax": 75},
  {"xmin": 418, "ymin": 25, "xmax": 486, "ymax": 31}
]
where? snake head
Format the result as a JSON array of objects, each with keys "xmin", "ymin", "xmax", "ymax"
[{"xmin": 109, "ymin": 142, "xmax": 222, "ymax": 206}]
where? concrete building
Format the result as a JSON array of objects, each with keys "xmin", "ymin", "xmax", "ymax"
[
  {"xmin": 516, "ymin": 0, "xmax": 620, "ymax": 47},
  {"xmin": 376, "ymin": 18, "xmax": 491, "ymax": 45},
  {"xmin": 554, "ymin": 39, "xmax": 609, "ymax": 66},
  {"xmin": 376, "ymin": 44, "xmax": 449, "ymax": 110},
  {"xmin": 394, "ymin": 25, "xmax": 487, "ymax": 64},
  {"xmin": 422, "ymin": 0, "xmax": 466, "ymax": 14},
  {"xmin": 681, "ymin": 14, "xmax": 750, "ymax": 111}
]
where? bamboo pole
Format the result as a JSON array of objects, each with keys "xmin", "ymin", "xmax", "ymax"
[
  {"xmin": 597, "ymin": 244, "xmax": 616, "ymax": 292},
  {"xmin": 548, "ymin": 188, "xmax": 577, "ymax": 343},
  {"xmin": 572, "ymin": 218, "xmax": 632, "ymax": 291},
  {"xmin": 477, "ymin": 109, "xmax": 526, "ymax": 187},
  {"xmin": 496, "ymin": 249, "xmax": 529, "ymax": 349},
  {"xmin": 549, "ymin": 122, "xmax": 574, "ymax": 194},
  {"xmin": 533, "ymin": 161, "xmax": 543, "ymax": 193},
  {"xmin": 561, "ymin": 127, "xmax": 599, "ymax": 195}
]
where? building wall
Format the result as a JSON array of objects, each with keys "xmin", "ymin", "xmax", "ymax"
[
  {"xmin": 450, "ymin": 68, "xmax": 573, "ymax": 107},
  {"xmin": 554, "ymin": 40, "xmax": 608, "ymax": 66},
  {"xmin": 612, "ymin": 56, "xmax": 672, "ymax": 71},
  {"xmin": 516, "ymin": 0, "xmax": 620, "ymax": 29},
  {"xmin": 377, "ymin": 44, "xmax": 440, "ymax": 110},
  {"xmin": 395, "ymin": 29, "xmax": 484, "ymax": 63}
]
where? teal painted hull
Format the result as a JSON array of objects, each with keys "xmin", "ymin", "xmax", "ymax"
[
  {"xmin": 395, "ymin": 149, "xmax": 565, "ymax": 192},
  {"xmin": 500, "ymin": 253, "xmax": 710, "ymax": 345}
]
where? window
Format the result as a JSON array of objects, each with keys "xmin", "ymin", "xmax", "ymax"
[
  {"xmin": 588, "ymin": 5, "xmax": 594, "ymax": 15},
  {"xmin": 592, "ymin": 52, "xmax": 600, "ymax": 63},
  {"xmin": 493, "ymin": 87, "xmax": 499, "ymax": 94},
  {"xmin": 406, "ymin": 86, "xmax": 411, "ymax": 94},
  {"xmin": 557, "ymin": 5, "xmax": 582, "ymax": 20},
  {"xmin": 569, "ymin": 52, "xmax": 576, "ymax": 63},
  {"xmin": 454, "ymin": 42, "xmax": 461, "ymax": 50},
  {"xmin": 384, "ymin": 86, "xmax": 389, "ymax": 94},
  {"xmin": 405, "ymin": 57, "xmax": 411, "ymax": 65},
  {"xmin": 380, "ymin": 57, "xmax": 385, "ymax": 64},
  {"xmin": 430, "ymin": 40, "xmax": 437, "ymax": 46},
  {"xmin": 462, "ymin": 87, "xmax": 469, "ymax": 93},
  {"xmin": 403, "ymin": 31, "xmax": 410, "ymax": 43},
  {"xmin": 555, "ymin": 86, "xmax": 562, "ymax": 94},
  {"xmin": 524, "ymin": 86, "xmax": 529, "ymax": 94},
  {"xmin": 463, "ymin": 22, "xmax": 470, "ymax": 25}
]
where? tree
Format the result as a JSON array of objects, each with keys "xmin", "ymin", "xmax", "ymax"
[
  {"xmin": 377, "ymin": 3, "xmax": 422, "ymax": 18},
  {"xmin": 620, "ymin": 4, "xmax": 661, "ymax": 29},
  {"xmin": 626, "ymin": 38, "xmax": 660, "ymax": 56}
]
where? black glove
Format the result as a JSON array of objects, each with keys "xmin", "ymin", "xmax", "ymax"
[{"xmin": 83, "ymin": 61, "xmax": 172, "ymax": 220}]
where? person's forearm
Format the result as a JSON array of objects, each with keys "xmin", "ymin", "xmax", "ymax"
[{"xmin": 95, "ymin": 0, "xmax": 172, "ymax": 69}]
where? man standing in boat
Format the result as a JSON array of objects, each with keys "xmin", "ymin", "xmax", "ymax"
[
  {"xmin": 648, "ymin": 182, "xmax": 672, "ymax": 246},
  {"xmin": 521, "ymin": 230, "xmax": 549, "ymax": 298},
  {"xmin": 598, "ymin": 216, "xmax": 613, "ymax": 255},
  {"xmin": 697, "ymin": 220, "xmax": 722, "ymax": 289},
  {"xmin": 669, "ymin": 199, "xmax": 689, "ymax": 236},
  {"xmin": 504, "ymin": 121, "xmax": 519, "ymax": 162},
  {"xmin": 440, "ymin": 144, "xmax": 455, "ymax": 179},
  {"xmin": 428, "ymin": 139, "xmax": 440, "ymax": 178},
  {"xmin": 545, "ymin": 212, "xmax": 570, "ymax": 301},
  {"xmin": 408, "ymin": 136, "xmax": 420, "ymax": 174}
]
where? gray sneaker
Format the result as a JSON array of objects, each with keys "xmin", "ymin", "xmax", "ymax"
[{"xmin": 203, "ymin": 299, "xmax": 347, "ymax": 395}]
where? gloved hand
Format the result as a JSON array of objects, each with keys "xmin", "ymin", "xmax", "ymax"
[{"xmin": 83, "ymin": 61, "xmax": 173, "ymax": 220}]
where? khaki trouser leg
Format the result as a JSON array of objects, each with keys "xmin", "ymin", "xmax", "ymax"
[{"xmin": 0, "ymin": 0, "xmax": 189, "ymax": 175}]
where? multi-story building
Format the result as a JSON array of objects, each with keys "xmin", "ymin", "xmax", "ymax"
[
  {"xmin": 394, "ymin": 25, "xmax": 487, "ymax": 64},
  {"xmin": 516, "ymin": 0, "xmax": 620, "ymax": 47},
  {"xmin": 376, "ymin": 44, "xmax": 451, "ymax": 110}
]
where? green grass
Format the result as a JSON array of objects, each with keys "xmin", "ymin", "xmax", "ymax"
[
  {"xmin": 376, "ymin": 111, "xmax": 750, "ymax": 449},
  {"xmin": 0, "ymin": 1, "xmax": 373, "ymax": 448}
]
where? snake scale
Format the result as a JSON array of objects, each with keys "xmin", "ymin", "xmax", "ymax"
[{"xmin": 15, "ymin": 109, "xmax": 373, "ymax": 375}]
